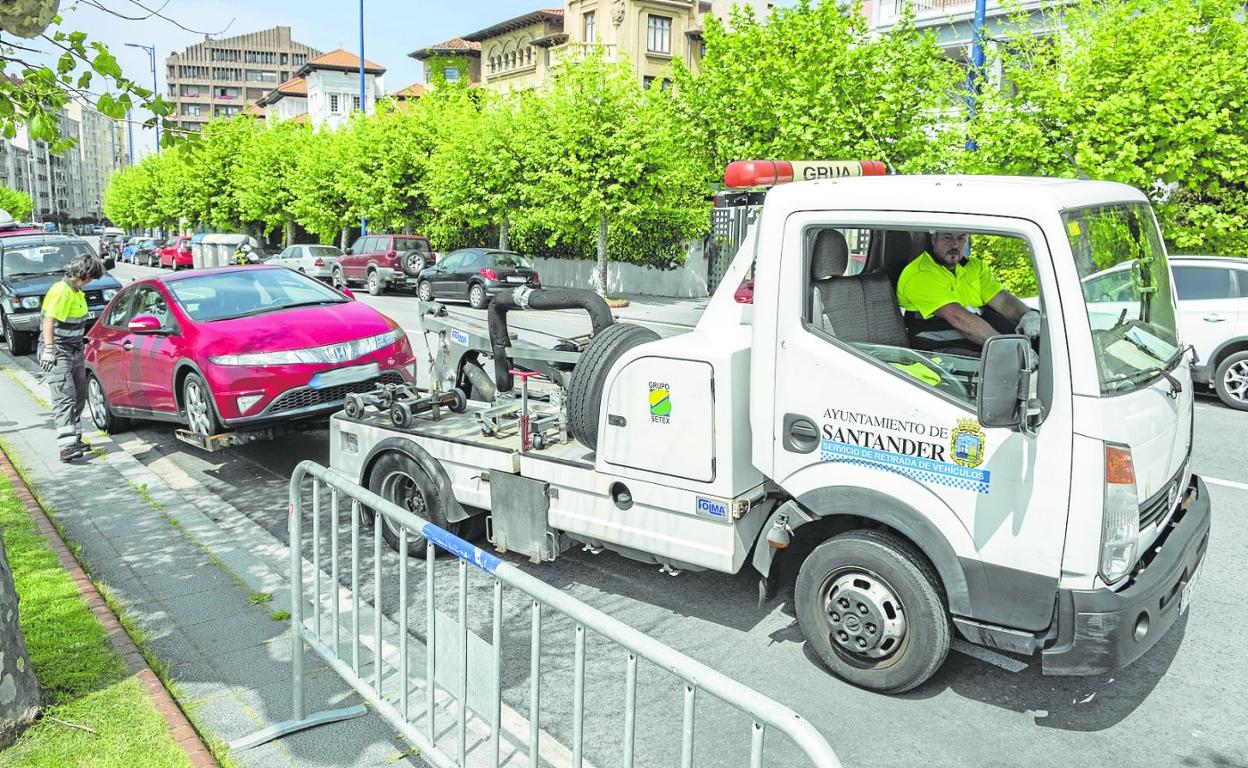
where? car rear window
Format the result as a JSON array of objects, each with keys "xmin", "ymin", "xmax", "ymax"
[
  {"xmin": 491, "ymin": 252, "xmax": 532, "ymax": 269},
  {"xmin": 395, "ymin": 237, "xmax": 431, "ymax": 253},
  {"xmin": 308, "ymin": 246, "xmax": 341, "ymax": 258}
]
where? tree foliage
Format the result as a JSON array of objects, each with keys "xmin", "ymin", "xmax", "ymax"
[
  {"xmin": 0, "ymin": 186, "xmax": 33, "ymax": 220},
  {"xmin": 673, "ymin": 0, "xmax": 964, "ymax": 177},
  {"xmin": 964, "ymin": 0, "xmax": 1248, "ymax": 255}
]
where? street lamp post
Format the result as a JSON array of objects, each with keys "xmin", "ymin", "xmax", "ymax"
[
  {"xmin": 964, "ymin": 0, "xmax": 988, "ymax": 151},
  {"xmin": 125, "ymin": 43, "xmax": 160, "ymax": 152},
  {"xmin": 358, "ymin": 0, "xmax": 367, "ymax": 237}
]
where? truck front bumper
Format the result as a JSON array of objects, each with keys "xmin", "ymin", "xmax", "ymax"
[{"xmin": 1042, "ymin": 475, "xmax": 1211, "ymax": 676}]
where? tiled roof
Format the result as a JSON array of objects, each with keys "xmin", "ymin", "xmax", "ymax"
[
  {"xmin": 390, "ymin": 83, "xmax": 426, "ymax": 99},
  {"xmin": 256, "ymin": 76, "xmax": 307, "ymax": 106},
  {"xmin": 408, "ymin": 37, "xmax": 482, "ymax": 60},
  {"xmin": 290, "ymin": 113, "xmax": 311, "ymax": 125},
  {"xmin": 244, "ymin": 103, "xmax": 266, "ymax": 117},
  {"xmin": 300, "ymin": 48, "xmax": 385, "ymax": 75},
  {"xmin": 462, "ymin": 9, "xmax": 565, "ymax": 42}
]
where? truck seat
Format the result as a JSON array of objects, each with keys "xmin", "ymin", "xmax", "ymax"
[{"xmin": 810, "ymin": 229, "xmax": 907, "ymax": 346}]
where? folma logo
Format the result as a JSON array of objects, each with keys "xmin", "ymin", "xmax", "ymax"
[{"xmin": 696, "ymin": 496, "xmax": 727, "ymax": 518}]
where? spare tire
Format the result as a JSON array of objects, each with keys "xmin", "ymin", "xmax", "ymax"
[
  {"xmin": 568, "ymin": 323, "xmax": 659, "ymax": 450},
  {"xmin": 400, "ymin": 250, "xmax": 427, "ymax": 277}
]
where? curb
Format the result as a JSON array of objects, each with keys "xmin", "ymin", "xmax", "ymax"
[{"xmin": 0, "ymin": 445, "xmax": 221, "ymax": 768}]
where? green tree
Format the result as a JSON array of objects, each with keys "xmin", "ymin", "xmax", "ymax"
[
  {"xmin": 0, "ymin": 186, "xmax": 33, "ymax": 220},
  {"xmin": 965, "ymin": 0, "xmax": 1248, "ymax": 255},
  {"xmin": 524, "ymin": 54, "xmax": 709, "ymax": 294},
  {"xmin": 289, "ymin": 126, "xmax": 355, "ymax": 246},
  {"xmin": 178, "ymin": 115, "xmax": 261, "ymax": 230},
  {"xmin": 674, "ymin": 0, "xmax": 963, "ymax": 179},
  {"xmin": 235, "ymin": 118, "xmax": 309, "ymax": 242}
]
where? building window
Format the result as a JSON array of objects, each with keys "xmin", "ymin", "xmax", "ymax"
[
  {"xmin": 584, "ymin": 10, "xmax": 597, "ymax": 41},
  {"xmin": 443, "ymin": 66, "xmax": 461, "ymax": 82},
  {"xmin": 245, "ymin": 70, "xmax": 278, "ymax": 83},
  {"xmin": 352, "ymin": 95, "xmax": 361, "ymax": 111},
  {"xmin": 647, "ymin": 15, "xmax": 672, "ymax": 54},
  {"xmin": 329, "ymin": 93, "xmax": 340, "ymax": 113},
  {"xmin": 281, "ymin": 53, "xmax": 289, "ymax": 65},
  {"xmin": 643, "ymin": 76, "xmax": 671, "ymax": 91}
]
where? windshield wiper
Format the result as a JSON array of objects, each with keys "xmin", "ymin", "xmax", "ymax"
[
  {"xmin": 5, "ymin": 270, "xmax": 61, "ymax": 277},
  {"xmin": 210, "ymin": 299, "xmax": 345, "ymax": 321},
  {"xmin": 1103, "ymin": 347, "xmax": 1187, "ymax": 397}
]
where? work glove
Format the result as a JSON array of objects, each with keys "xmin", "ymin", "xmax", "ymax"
[
  {"xmin": 39, "ymin": 347, "xmax": 56, "ymax": 373},
  {"xmin": 1016, "ymin": 309, "xmax": 1042, "ymax": 341}
]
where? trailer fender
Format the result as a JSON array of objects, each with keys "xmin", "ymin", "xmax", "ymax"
[
  {"xmin": 751, "ymin": 489, "xmax": 973, "ymax": 617},
  {"xmin": 360, "ymin": 437, "xmax": 472, "ymax": 523}
]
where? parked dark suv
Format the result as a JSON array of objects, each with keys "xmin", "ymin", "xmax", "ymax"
[
  {"xmin": 0, "ymin": 234, "xmax": 120, "ymax": 355},
  {"xmin": 338, "ymin": 233, "xmax": 437, "ymax": 296},
  {"xmin": 416, "ymin": 248, "xmax": 540, "ymax": 309}
]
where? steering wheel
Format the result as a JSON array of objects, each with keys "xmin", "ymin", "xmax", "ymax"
[{"xmin": 894, "ymin": 348, "xmax": 971, "ymax": 400}]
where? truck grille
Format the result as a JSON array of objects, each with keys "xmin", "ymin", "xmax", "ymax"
[
  {"xmin": 267, "ymin": 371, "xmax": 404, "ymax": 415},
  {"xmin": 1139, "ymin": 471, "xmax": 1182, "ymax": 530}
]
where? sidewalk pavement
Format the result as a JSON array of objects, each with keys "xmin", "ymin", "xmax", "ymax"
[{"xmin": 0, "ymin": 361, "xmax": 418, "ymax": 768}]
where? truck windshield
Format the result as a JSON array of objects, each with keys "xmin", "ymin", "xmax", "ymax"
[{"xmin": 1064, "ymin": 202, "xmax": 1181, "ymax": 395}]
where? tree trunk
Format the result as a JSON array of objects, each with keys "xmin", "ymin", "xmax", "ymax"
[
  {"xmin": 339, "ymin": 227, "xmax": 348, "ymax": 250},
  {"xmin": 0, "ymin": 533, "xmax": 41, "ymax": 749},
  {"xmin": 284, "ymin": 219, "xmax": 294, "ymax": 248},
  {"xmin": 498, "ymin": 219, "xmax": 509, "ymax": 252},
  {"xmin": 594, "ymin": 214, "xmax": 608, "ymax": 297}
]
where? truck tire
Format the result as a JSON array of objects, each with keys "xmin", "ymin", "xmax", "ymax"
[
  {"xmin": 368, "ymin": 452, "xmax": 463, "ymax": 556},
  {"xmin": 796, "ymin": 529, "xmax": 950, "ymax": 694},
  {"xmin": 3, "ymin": 318, "xmax": 33, "ymax": 355},
  {"xmin": 1213, "ymin": 350, "xmax": 1248, "ymax": 411},
  {"xmin": 567, "ymin": 323, "xmax": 659, "ymax": 450}
]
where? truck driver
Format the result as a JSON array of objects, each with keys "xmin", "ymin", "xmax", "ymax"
[{"xmin": 897, "ymin": 231, "xmax": 1041, "ymax": 352}]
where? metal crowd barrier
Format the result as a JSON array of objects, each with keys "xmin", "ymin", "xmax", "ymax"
[{"xmin": 233, "ymin": 460, "xmax": 842, "ymax": 768}]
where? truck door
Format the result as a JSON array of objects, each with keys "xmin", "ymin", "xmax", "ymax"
[{"xmin": 765, "ymin": 212, "xmax": 1076, "ymax": 632}]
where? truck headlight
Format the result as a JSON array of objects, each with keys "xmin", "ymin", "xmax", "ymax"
[
  {"xmin": 102, "ymin": 289, "xmax": 118, "ymax": 301},
  {"xmin": 1100, "ymin": 443, "xmax": 1139, "ymax": 584},
  {"xmin": 20, "ymin": 296, "xmax": 41, "ymax": 310}
]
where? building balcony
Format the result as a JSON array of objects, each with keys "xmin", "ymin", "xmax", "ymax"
[
  {"xmin": 872, "ymin": 0, "xmax": 1060, "ymax": 33},
  {"xmin": 549, "ymin": 42, "xmax": 618, "ymax": 68}
]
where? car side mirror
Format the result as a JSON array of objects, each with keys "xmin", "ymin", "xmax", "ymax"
[
  {"xmin": 344, "ymin": 247, "xmax": 353, "ymax": 255},
  {"xmin": 103, "ymin": 257, "xmax": 116, "ymax": 271},
  {"xmin": 340, "ymin": 285, "xmax": 355, "ymax": 300},
  {"xmin": 128, "ymin": 315, "xmax": 166, "ymax": 335},
  {"xmin": 977, "ymin": 335, "xmax": 1038, "ymax": 432}
]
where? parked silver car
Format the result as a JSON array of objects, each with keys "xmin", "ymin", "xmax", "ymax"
[{"xmin": 266, "ymin": 244, "xmax": 344, "ymax": 285}]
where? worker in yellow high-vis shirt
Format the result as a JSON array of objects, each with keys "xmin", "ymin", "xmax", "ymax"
[{"xmin": 39, "ymin": 254, "xmax": 104, "ymax": 463}]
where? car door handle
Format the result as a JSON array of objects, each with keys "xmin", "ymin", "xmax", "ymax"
[
  {"xmin": 121, "ymin": 340, "xmax": 133, "ymax": 351},
  {"xmin": 783, "ymin": 414, "xmax": 821, "ymax": 454},
  {"xmin": 1202, "ymin": 314, "xmax": 1226, "ymax": 323}
]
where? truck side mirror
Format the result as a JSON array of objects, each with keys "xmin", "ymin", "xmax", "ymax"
[{"xmin": 977, "ymin": 335, "xmax": 1034, "ymax": 430}]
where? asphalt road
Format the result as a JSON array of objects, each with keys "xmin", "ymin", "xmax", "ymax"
[{"xmin": 26, "ymin": 262, "xmax": 1248, "ymax": 767}]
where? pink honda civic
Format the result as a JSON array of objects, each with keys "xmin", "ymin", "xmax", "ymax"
[{"xmin": 84, "ymin": 265, "xmax": 416, "ymax": 438}]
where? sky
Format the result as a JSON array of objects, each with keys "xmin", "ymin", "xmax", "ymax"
[{"xmin": 30, "ymin": 0, "xmax": 796, "ymax": 157}]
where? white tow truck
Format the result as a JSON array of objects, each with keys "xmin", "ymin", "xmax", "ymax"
[{"xmin": 330, "ymin": 161, "xmax": 1211, "ymax": 693}]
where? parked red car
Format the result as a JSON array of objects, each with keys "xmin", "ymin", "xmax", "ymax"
[
  {"xmin": 339, "ymin": 233, "xmax": 437, "ymax": 296},
  {"xmin": 84, "ymin": 266, "xmax": 415, "ymax": 438},
  {"xmin": 158, "ymin": 236, "xmax": 193, "ymax": 270}
]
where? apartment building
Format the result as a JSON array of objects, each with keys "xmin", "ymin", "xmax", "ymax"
[
  {"xmin": 66, "ymin": 102, "xmax": 126, "ymax": 221},
  {"xmin": 410, "ymin": 0, "xmax": 770, "ymax": 93},
  {"xmin": 868, "ymin": 0, "xmax": 1066, "ymax": 66},
  {"xmin": 165, "ymin": 26, "xmax": 321, "ymax": 132}
]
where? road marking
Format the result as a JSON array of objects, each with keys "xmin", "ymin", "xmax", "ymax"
[
  {"xmin": 951, "ymin": 640, "xmax": 1029, "ymax": 673},
  {"xmin": 1204, "ymin": 476, "xmax": 1248, "ymax": 492}
]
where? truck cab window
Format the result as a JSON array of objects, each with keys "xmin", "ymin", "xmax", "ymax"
[{"xmin": 803, "ymin": 226, "xmax": 1042, "ymax": 407}]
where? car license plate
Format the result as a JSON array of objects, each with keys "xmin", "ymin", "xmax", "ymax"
[
  {"xmin": 1180, "ymin": 559, "xmax": 1204, "ymax": 615},
  {"xmin": 308, "ymin": 362, "xmax": 380, "ymax": 390},
  {"xmin": 505, "ymin": 276, "xmax": 527, "ymax": 284},
  {"xmin": 87, "ymin": 310, "xmax": 99, "ymax": 320}
]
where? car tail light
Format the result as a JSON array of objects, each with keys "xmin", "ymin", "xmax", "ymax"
[
  {"xmin": 431, "ymin": 251, "xmax": 440, "ymax": 263},
  {"xmin": 313, "ymin": 257, "xmax": 325, "ymax": 267},
  {"xmin": 481, "ymin": 268, "xmax": 498, "ymax": 281},
  {"xmin": 386, "ymin": 250, "xmax": 398, "ymax": 266},
  {"xmin": 532, "ymin": 271, "xmax": 540, "ymax": 284}
]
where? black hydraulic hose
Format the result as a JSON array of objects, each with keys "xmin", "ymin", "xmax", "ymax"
[
  {"xmin": 461, "ymin": 361, "xmax": 497, "ymax": 403},
  {"xmin": 487, "ymin": 287, "xmax": 613, "ymax": 393}
]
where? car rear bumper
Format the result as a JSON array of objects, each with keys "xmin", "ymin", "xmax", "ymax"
[
  {"xmin": 483, "ymin": 280, "xmax": 539, "ymax": 296},
  {"xmin": 1041, "ymin": 475, "xmax": 1211, "ymax": 675}
]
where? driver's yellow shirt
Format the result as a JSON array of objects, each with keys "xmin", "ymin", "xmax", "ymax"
[{"xmin": 897, "ymin": 252, "xmax": 1005, "ymax": 320}]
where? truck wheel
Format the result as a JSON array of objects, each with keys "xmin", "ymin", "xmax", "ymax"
[
  {"xmin": 1214, "ymin": 350, "xmax": 1248, "ymax": 411},
  {"xmin": 331, "ymin": 267, "xmax": 346, "ymax": 289},
  {"xmin": 367, "ymin": 270, "xmax": 384, "ymax": 296},
  {"xmin": 87, "ymin": 373, "xmax": 130, "ymax": 433},
  {"xmin": 3, "ymin": 318, "xmax": 32, "ymax": 355},
  {"xmin": 567, "ymin": 323, "xmax": 659, "ymax": 450},
  {"xmin": 368, "ymin": 452, "xmax": 460, "ymax": 556},
  {"xmin": 796, "ymin": 530, "xmax": 950, "ymax": 694}
]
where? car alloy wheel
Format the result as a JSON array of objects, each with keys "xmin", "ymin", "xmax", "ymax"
[
  {"xmin": 87, "ymin": 376, "xmax": 108, "ymax": 429},
  {"xmin": 332, "ymin": 268, "xmax": 346, "ymax": 289},
  {"xmin": 367, "ymin": 271, "xmax": 382, "ymax": 296},
  {"xmin": 418, "ymin": 280, "xmax": 433, "ymax": 302},
  {"xmin": 469, "ymin": 283, "xmax": 486, "ymax": 309},
  {"xmin": 183, "ymin": 375, "xmax": 218, "ymax": 436}
]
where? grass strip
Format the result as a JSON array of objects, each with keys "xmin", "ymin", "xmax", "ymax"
[{"xmin": 0, "ymin": 467, "xmax": 191, "ymax": 768}]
